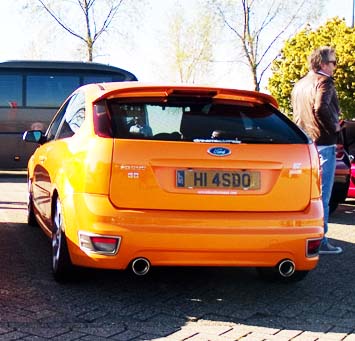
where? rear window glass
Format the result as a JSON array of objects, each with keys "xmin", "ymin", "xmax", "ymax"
[{"xmin": 106, "ymin": 100, "xmax": 308, "ymax": 144}]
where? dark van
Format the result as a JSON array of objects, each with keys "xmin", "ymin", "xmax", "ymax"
[{"xmin": 0, "ymin": 60, "xmax": 137, "ymax": 169}]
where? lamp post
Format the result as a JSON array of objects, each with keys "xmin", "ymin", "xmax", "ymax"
[{"xmin": 353, "ymin": 0, "xmax": 355, "ymax": 27}]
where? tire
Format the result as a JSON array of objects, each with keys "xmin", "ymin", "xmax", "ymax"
[
  {"xmin": 52, "ymin": 197, "xmax": 72, "ymax": 282},
  {"xmin": 256, "ymin": 267, "xmax": 309, "ymax": 283},
  {"xmin": 27, "ymin": 179, "xmax": 38, "ymax": 227}
]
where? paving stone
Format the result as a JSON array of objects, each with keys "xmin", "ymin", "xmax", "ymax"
[
  {"xmin": 0, "ymin": 330, "xmax": 30, "ymax": 340},
  {"xmin": 16, "ymin": 327, "xmax": 72, "ymax": 339},
  {"xmin": 111, "ymin": 329, "xmax": 145, "ymax": 341}
]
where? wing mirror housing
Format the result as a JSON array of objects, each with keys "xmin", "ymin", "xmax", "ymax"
[{"xmin": 23, "ymin": 130, "xmax": 46, "ymax": 144}]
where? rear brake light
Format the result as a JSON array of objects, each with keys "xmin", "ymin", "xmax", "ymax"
[
  {"xmin": 91, "ymin": 237, "xmax": 118, "ymax": 252},
  {"xmin": 93, "ymin": 101, "xmax": 112, "ymax": 138},
  {"xmin": 306, "ymin": 238, "xmax": 322, "ymax": 257},
  {"xmin": 79, "ymin": 232, "xmax": 120, "ymax": 255}
]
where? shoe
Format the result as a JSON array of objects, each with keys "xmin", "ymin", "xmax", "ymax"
[{"xmin": 319, "ymin": 242, "xmax": 343, "ymax": 255}]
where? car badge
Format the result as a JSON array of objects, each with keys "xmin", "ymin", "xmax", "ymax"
[{"xmin": 208, "ymin": 147, "xmax": 231, "ymax": 157}]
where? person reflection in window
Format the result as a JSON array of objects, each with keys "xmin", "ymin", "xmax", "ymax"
[
  {"xmin": 211, "ymin": 130, "xmax": 226, "ymax": 139},
  {"xmin": 129, "ymin": 116, "xmax": 152, "ymax": 136}
]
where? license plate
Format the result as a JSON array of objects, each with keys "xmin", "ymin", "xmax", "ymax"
[{"xmin": 176, "ymin": 170, "xmax": 260, "ymax": 189}]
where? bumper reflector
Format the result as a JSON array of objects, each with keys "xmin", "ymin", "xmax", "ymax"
[
  {"xmin": 306, "ymin": 238, "xmax": 322, "ymax": 257},
  {"xmin": 79, "ymin": 232, "xmax": 121, "ymax": 255}
]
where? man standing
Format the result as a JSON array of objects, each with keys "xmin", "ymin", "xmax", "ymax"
[{"xmin": 291, "ymin": 46, "xmax": 343, "ymax": 254}]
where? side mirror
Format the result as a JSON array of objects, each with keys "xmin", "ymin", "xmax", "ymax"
[{"xmin": 23, "ymin": 130, "xmax": 45, "ymax": 144}]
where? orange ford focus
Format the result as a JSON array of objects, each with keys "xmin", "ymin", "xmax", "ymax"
[{"xmin": 23, "ymin": 82, "xmax": 323, "ymax": 282}]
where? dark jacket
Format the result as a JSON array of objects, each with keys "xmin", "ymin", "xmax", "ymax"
[{"xmin": 291, "ymin": 70, "xmax": 340, "ymax": 145}]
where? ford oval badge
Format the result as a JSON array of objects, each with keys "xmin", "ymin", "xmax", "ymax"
[{"xmin": 208, "ymin": 147, "xmax": 231, "ymax": 157}]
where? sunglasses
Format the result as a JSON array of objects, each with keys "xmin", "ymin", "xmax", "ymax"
[{"xmin": 328, "ymin": 60, "xmax": 337, "ymax": 66}]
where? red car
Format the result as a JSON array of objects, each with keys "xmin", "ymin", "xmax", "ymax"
[
  {"xmin": 348, "ymin": 162, "xmax": 355, "ymax": 197},
  {"xmin": 329, "ymin": 143, "xmax": 351, "ymax": 214},
  {"xmin": 342, "ymin": 120, "xmax": 355, "ymax": 198}
]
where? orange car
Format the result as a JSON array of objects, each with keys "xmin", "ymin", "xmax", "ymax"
[{"xmin": 23, "ymin": 82, "xmax": 323, "ymax": 282}]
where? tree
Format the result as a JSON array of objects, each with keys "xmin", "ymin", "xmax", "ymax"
[
  {"xmin": 165, "ymin": 1, "xmax": 218, "ymax": 83},
  {"xmin": 24, "ymin": 0, "xmax": 143, "ymax": 62},
  {"xmin": 268, "ymin": 18, "xmax": 355, "ymax": 119},
  {"xmin": 209, "ymin": 0, "xmax": 324, "ymax": 91}
]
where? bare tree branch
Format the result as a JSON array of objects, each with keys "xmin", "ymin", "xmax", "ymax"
[
  {"xmin": 167, "ymin": 4, "xmax": 216, "ymax": 83},
  {"xmin": 37, "ymin": 0, "xmax": 86, "ymax": 43},
  {"xmin": 34, "ymin": 0, "xmax": 130, "ymax": 61},
  {"xmin": 93, "ymin": 1, "xmax": 124, "ymax": 41},
  {"xmin": 214, "ymin": 0, "xmax": 323, "ymax": 90}
]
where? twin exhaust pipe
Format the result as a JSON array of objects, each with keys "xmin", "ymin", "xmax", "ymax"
[{"xmin": 130, "ymin": 257, "xmax": 296, "ymax": 278}]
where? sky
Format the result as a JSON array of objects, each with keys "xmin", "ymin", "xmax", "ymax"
[{"xmin": 0, "ymin": 0, "xmax": 353, "ymax": 91}]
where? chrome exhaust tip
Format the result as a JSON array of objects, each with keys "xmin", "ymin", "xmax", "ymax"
[
  {"xmin": 278, "ymin": 259, "xmax": 295, "ymax": 278},
  {"xmin": 131, "ymin": 258, "xmax": 151, "ymax": 276}
]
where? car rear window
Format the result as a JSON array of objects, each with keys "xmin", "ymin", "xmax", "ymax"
[{"xmin": 103, "ymin": 99, "xmax": 309, "ymax": 144}]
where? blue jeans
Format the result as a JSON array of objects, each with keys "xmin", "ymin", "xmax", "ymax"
[{"xmin": 317, "ymin": 145, "xmax": 336, "ymax": 244}]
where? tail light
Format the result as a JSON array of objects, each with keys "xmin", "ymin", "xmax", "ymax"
[
  {"xmin": 310, "ymin": 145, "xmax": 322, "ymax": 199},
  {"xmin": 93, "ymin": 101, "xmax": 112, "ymax": 138},
  {"xmin": 79, "ymin": 232, "xmax": 121, "ymax": 255},
  {"xmin": 306, "ymin": 238, "xmax": 322, "ymax": 257}
]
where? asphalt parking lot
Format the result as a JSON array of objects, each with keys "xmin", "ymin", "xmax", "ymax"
[{"xmin": 0, "ymin": 173, "xmax": 355, "ymax": 340}]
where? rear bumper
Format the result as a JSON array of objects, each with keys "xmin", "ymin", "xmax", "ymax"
[{"xmin": 62, "ymin": 193, "xmax": 323, "ymax": 271}]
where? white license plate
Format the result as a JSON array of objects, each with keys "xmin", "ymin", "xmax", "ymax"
[{"xmin": 176, "ymin": 169, "xmax": 260, "ymax": 189}]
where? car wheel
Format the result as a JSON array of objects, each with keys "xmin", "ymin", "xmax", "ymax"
[
  {"xmin": 256, "ymin": 267, "xmax": 309, "ymax": 283},
  {"xmin": 27, "ymin": 179, "xmax": 38, "ymax": 226},
  {"xmin": 52, "ymin": 197, "xmax": 72, "ymax": 282}
]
